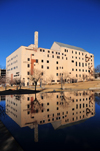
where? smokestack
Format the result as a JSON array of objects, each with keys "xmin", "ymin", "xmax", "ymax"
[{"xmin": 34, "ymin": 31, "xmax": 38, "ymax": 48}]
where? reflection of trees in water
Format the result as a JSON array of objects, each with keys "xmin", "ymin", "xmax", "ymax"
[
  {"xmin": 30, "ymin": 97, "xmax": 44, "ymax": 114},
  {"xmin": 14, "ymin": 94, "xmax": 25, "ymax": 103},
  {"xmin": 89, "ymin": 94, "xmax": 94, "ymax": 105},
  {"xmin": 86, "ymin": 108, "xmax": 94, "ymax": 116},
  {"xmin": 0, "ymin": 105, "xmax": 7, "ymax": 119},
  {"xmin": 40, "ymin": 92, "xmax": 54, "ymax": 99},
  {"xmin": 56, "ymin": 91, "xmax": 74, "ymax": 108},
  {"xmin": 26, "ymin": 92, "xmax": 54, "ymax": 116}
]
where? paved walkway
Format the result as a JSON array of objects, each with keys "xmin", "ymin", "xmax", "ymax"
[{"xmin": 0, "ymin": 120, "xmax": 23, "ymax": 151}]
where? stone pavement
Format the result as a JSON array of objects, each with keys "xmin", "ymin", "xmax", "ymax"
[{"xmin": 0, "ymin": 120, "xmax": 23, "ymax": 151}]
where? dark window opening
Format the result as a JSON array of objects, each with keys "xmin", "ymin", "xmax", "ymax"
[{"xmin": 36, "ymin": 59, "xmax": 38, "ymax": 63}]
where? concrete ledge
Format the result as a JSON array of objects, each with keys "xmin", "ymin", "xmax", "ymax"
[
  {"xmin": 89, "ymin": 87, "xmax": 100, "ymax": 90},
  {"xmin": 0, "ymin": 120, "xmax": 23, "ymax": 151}
]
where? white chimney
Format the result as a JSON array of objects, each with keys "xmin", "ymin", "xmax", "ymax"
[{"xmin": 34, "ymin": 31, "xmax": 38, "ymax": 48}]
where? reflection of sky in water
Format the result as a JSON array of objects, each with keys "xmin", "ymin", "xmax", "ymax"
[{"xmin": 0, "ymin": 92, "xmax": 100, "ymax": 151}]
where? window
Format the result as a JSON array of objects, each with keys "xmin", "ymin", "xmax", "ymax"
[
  {"xmin": 48, "ymin": 50, "xmax": 50, "ymax": 53},
  {"xmin": 75, "ymin": 57, "xmax": 77, "ymax": 59},
  {"xmin": 82, "ymin": 69, "xmax": 84, "ymax": 72},
  {"xmin": 82, "ymin": 53, "xmax": 84, "ymax": 55},
  {"xmin": 47, "ymin": 60, "xmax": 49, "ymax": 63},
  {"xmin": 79, "ymin": 69, "xmax": 81, "ymax": 71},
  {"xmin": 65, "ymin": 49, "xmax": 66, "ymax": 52},
  {"xmin": 36, "ymin": 59, "xmax": 38, "ymax": 63},
  {"xmin": 85, "ymin": 63, "xmax": 87, "ymax": 66},
  {"xmin": 66, "ymin": 57, "xmax": 67, "ymax": 60},
  {"xmin": 67, "ymin": 50, "xmax": 68, "ymax": 52},
  {"xmin": 76, "ymin": 62, "xmax": 77, "ymax": 66},
  {"xmin": 57, "ymin": 113, "xmax": 60, "ymax": 115},
  {"xmin": 79, "ymin": 62, "xmax": 81, "ymax": 66},
  {"xmin": 41, "ymin": 65, "xmax": 43, "ymax": 68},
  {"xmin": 27, "ymin": 97, "xmax": 29, "ymax": 101},
  {"xmin": 47, "ymin": 66, "xmax": 49, "ymax": 69},
  {"xmin": 27, "ymin": 58, "xmax": 30, "ymax": 61},
  {"xmin": 56, "ymin": 67, "xmax": 58, "ymax": 70},
  {"xmin": 79, "ymin": 74, "xmax": 81, "ymax": 77},
  {"xmin": 41, "ymin": 60, "xmax": 43, "ymax": 62},
  {"xmin": 72, "ymin": 60, "xmax": 74, "ymax": 63},
  {"xmin": 62, "ymin": 53, "xmax": 64, "ymax": 55},
  {"xmin": 56, "ymin": 61, "xmax": 58, "ymax": 64},
  {"xmin": 79, "ymin": 52, "xmax": 80, "ymax": 55},
  {"xmin": 52, "ymin": 55, "xmax": 54, "ymax": 58},
  {"xmin": 47, "ymin": 109, "xmax": 49, "ymax": 112},
  {"xmin": 27, "ymin": 72, "xmax": 30, "ymax": 75},
  {"xmin": 27, "ymin": 105, "xmax": 30, "ymax": 108},
  {"xmin": 47, "ymin": 54, "xmax": 49, "ymax": 57},
  {"xmin": 76, "ymin": 104, "xmax": 78, "ymax": 109},
  {"xmin": 76, "ymin": 69, "xmax": 77, "ymax": 71},
  {"xmin": 72, "ymin": 51, "xmax": 73, "ymax": 53},
  {"xmin": 27, "ymin": 64, "xmax": 30, "ymax": 67},
  {"xmin": 32, "ymin": 54, "xmax": 34, "ymax": 56},
  {"xmin": 75, "ymin": 51, "xmax": 77, "ymax": 54},
  {"xmin": 43, "ymin": 49, "xmax": 45, "ymax": 52},
  {"xmin": 57, "ymin": 56, "xmax": 60, "ymax": 59},
  {"xmin": 40, "ymin": 49, "xmax": 42, "ymax": 52},
  {"xmin": 52, "ymin": 51, "xmax": 54, "ymax": 54},
  {"xmin": 47, "ymin": 103, "xmax": 49, "ymax": 105},
  {"xmin": 57, "ymin": 107, "xmax": 59, "ymax": 110},
  {"xmin": 56, "ymin": 73, "xmax": 58, "ymax": 76},
  {"xmin": 86, "ymin": 70, "xmax": 87, "ymax": 72},
  {"xmin": 72, "ymin": 68, "xmax": 74, "ymax": 71},
  {"xmin": 76, "ymin": 74, "xmax": 77, "ymax": 77},
  {"xmin": 62, "ymin": 67, "xmax": 63, "ymax": 69},
  {"xmin": 72, "ymin": 56, "xmax": 74, "ymax": 58},
  {"xmin": 82, "ymin": 63, "xmax": 84, "ymax": 67},
  {"xmin": 27, "ymin": 111, "xmax": 30, "ymax": 114},
  {"xmin": 62, "ymin": 57, "xmax": 63, "ymax": 59}
]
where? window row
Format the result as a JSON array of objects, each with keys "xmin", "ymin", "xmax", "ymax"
[
  {"xmin": 7, "ymin": 55, "xmax": 18, "ymax": 63},
  {"xmin": 7, "ymin": 66, "xmax": 18, "ymax": 71},
  {"xmin": 72, "ymin": 69, "xmax": 88, "ymax": 72}
]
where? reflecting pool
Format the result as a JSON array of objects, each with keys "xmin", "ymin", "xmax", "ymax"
[{"xmin": 0, "ymin": 90, "xmax": 100, "ymax": 151}]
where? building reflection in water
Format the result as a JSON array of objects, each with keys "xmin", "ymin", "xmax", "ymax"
[{"xmin": 6, "ymin": 90, "xmax": 95, "ymax": 142}]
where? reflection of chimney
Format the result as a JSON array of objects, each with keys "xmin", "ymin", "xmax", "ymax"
[
  {"xmin": 34, "ymin": 124, "xmax": 38, "ymax": 142},
  {"xmin": 34, "ymin": 31, "xmax": 38, "ymax": 48}
]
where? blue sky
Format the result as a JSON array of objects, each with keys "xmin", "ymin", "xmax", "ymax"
[{"xmin": 0, "ymin": 0, "xmax": 100, "ymax": 68}]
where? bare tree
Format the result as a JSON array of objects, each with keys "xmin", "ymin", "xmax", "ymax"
[
  {"xmin": 29, "ymin": 69, "xmax": 44, "ymax": 91},
  {"xmin": 0, "ymin": 76, "xmax": 7, "ymax": 90},
  {"xmin": 95, "ymin": 65, "xmax": 100, "ymax": 73},
  {"xmin": 58, "ymin": 72, "xmax": 70, "ymax": 89},
  {"xmin": 13, "ymin": 78, "xmax": 24, "ymax": 89},
  {"xmin": 48, "ymin": 74, "xmax": 55, "ymax": 85}
]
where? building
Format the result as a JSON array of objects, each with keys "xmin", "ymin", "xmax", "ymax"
[
  {"xmin": 0, "ymin": 69, "xmax": 6, "ymax": 77},
  {"xmin": 6, "ymin": 31, "xmax": 94, "ymax": 86}
]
